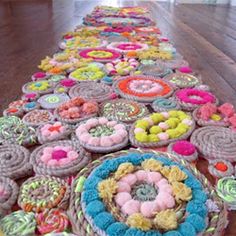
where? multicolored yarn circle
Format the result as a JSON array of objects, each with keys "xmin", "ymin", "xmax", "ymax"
[
  {"xmin": 0, "ymin": 177, "xmax": 19, "ymax": 216},
  {"xmin": 22, "ymin": 80, "xmax": 54, "ymax": 94},
  {"xmin": 152, "ymin": 98, "xmax": 180, "ymax": 112},
  {"xmin": 217, "ymin": 177, "xmax": 236, "ymax": 210},
  {"xmin": 38, "ymin": 94, "xmax": 70, "ymax": 110},
  {"xmin": 208, "ymin": 159, "xmax": 234, "ymax": 178},
  {"xmin": 36, "ymin": 209, "xmax": 69, "ymax": 234},
  {"xmin": 107, "ymin": 42, "xmax": 148, "ymax": 53},
  {"xmin": 175, "ymin": 88, "xmax": 218, "ymax": 111},
  {"xmin": 68, "ymin": 150, "xmax": 227, "ymax": 236},
  {"xmin": 0, "ymin": 210, "xmax": 36, "ymax": 236},
  {"xmin": 30, "ymin": 140, "xmax": 91, "ymax": 177},
  {"xmin": 0, "ymin": 144, "xmax": 31, "ymax": 179},
  {"xmin": 191, "ymin": 126, "xmax": 236, "ymax": 162},
  {"xmin": 139, "ymin": 64, "xmax": 172, "ymax": 78},
  {"xmin": 79, "ymin": 48, "xmax": 121, "ymax": 62},
  {"xmin": 69, "ymin": 82, "xmax": 113, "ymax": 103},
  {"xmin": 0, "ymin": 116, "xmax": 37, "ymax": 146},
  {"xmin": 164, "ymin": 73, "xmax": 201, "ymax": 88},
  {"xmin": 113, "ymin": 75, "xmax": 174, "ymax": 103},
  {"xmin": 18, "ymin": 175, "xmax": 70, "ymax": 213},
  {"xmin": 130, "ymin": 110, "xmax": 195, "ymax": 148},
  {"xmin": 99, "ymin": 99, "xmax": 149, "ymax": 124}
]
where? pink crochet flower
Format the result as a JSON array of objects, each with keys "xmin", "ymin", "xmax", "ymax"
[
  {"xmin": 40, "ymin": 146, "xmax": 78, "ymax": 166},
  {"xmin": 198, "ymin": 103, "xmax": 217, "ymax": 120},
  {"xmin": 115, "ymin": 170, "xmax": 175, "ymax": 218},
  {"xmin": 218, "ymin": 103, "xmax": 235, "ymax": 118},
  {"xmin": 172, "ymin": 140, "xmax": 196, "ymax": 156},
  {"xmin": 40, "ymin": 122, "xmax": 65, "ymax": 140}
]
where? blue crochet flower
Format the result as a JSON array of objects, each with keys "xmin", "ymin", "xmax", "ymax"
[
  {"xmin": 186, "ymin": 200, "xmax": 207, "ymax": 217},
  {"xmin": 192, "ymin": 189, "xmax": 207, "ymax": 203},
  {"xmin": 106, "ymin": 222, "xmax": 128, "ymax": 236},
  {"xmin": 93, "ymin": 212, "xmax": 115, "ymax": 230},
  {"xmin": 82, "ymin": 189, "xmax": 100, "ymax": 204},
  {"xmin": 178, "ymin": 222, "xmax": 196, "ymax": 236},
  {"xmin": 85, "ymin": 200, "xmax": 105, "ymax": 218},
  {"xmin": 186, "ymin": 214, "xmax": 206, "ymax": 232}
]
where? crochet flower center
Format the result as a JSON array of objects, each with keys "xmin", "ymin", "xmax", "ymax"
[
  {"xmin": 51, "ymin": 150, "xmax": 68, "ymax": 160},
  {"xmin": 87, "ymin": 50, "xmax": 113, "ymax": 58},
  {"xmin": 89, "ymin": 125, "xmax": 114, "ymax": 137},
  {"xmin": 131, "ymin": 183, "xmax": 158, "ymax": 201}
]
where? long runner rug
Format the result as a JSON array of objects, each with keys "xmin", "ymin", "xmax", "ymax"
[{"xmin": 0, "ymin": 5, "xmax": 235, "ymax": 236}]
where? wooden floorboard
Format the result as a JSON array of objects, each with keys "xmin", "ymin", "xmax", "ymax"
[{"xmin": 0, "ymin": 1, "xmax": 236, "ymax": 234}]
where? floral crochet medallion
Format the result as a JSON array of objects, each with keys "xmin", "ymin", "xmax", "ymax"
[
  {"xmin": 3, "ymin": 100, "xmax": 26, "ymax": 117},
  {"xmin": 175, "ymin": 88, "xmax": 218, "ymax": 111},
  {"xmin": 69, "ymin": 64, "xmax": 106, "ymax": 81},
  {"xmin": 113, "ymin": 75, "xmax": 174, "ymax": 103},
  {"xmin": 54, "ymin": 97, "xmax": 99, "ymax": 125},
  {"xmin": 99, "ymin": 99, "xmax": 149, "ymax": 124},
  {"xmin": 191, "ymin": 126, "xmax": 236, "ymax": 163},
  {"xmin": 0, "ymin": 177, "xmax": 19, "ymax": 217},
  {"xmin": 107, "ymin": 42, "xmax": 148, "ymax": 53},
  {"xmin": 69, "ymin": 82, "xmax": 113, "ymax": 103},
  {"xmin": 59, "ymin": 36, "xmax": 107, "ymax": 50},
  {"xmin": 18, "ymin": 175, "xmax": 70, "ymax": 213},
  {"xmin": 79, "ymin": 48, "xmax": 121, "ymax": 62},
  {"xmin": 75, "ymin": 117, "xmax": 129, "ymax": 153},
  {"xmin": 130, "ymin": 110, "xmax": 195, "ymax": 148},
  {"xmin": 208, "ymin": 159, "xmax": 234, "ymax": 178},
  {"xmin": 30, "ymin": 140, "xmax": 91, "ymax": 177},
  {"xmin": 22, "ymin": 80, "xmax": 54, "ymax": 94},
  {"xmin": 68, "ymin": 150, "xmax": 227, "ymax": 236},
  {"xmin": 164, "ymin": 73, "xmax": 202, "ymax": 89}
]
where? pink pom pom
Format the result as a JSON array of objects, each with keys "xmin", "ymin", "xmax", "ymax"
[
  {"xmin": 59, "ymin": 158, "xmax": 72, "ymax": 166},
  {"xmin": 67, "ymin": 151, "xmax": 78, "ymax": 160},
  {"xmin": 107, "ymin": 121, "xmax": 117, "ymax": 127},
  {"xmin": 115, "ymin": 192, "xmax": 132, "ymax": 206},
  {"xmin": 157, "ymin": 132, "xmax": 169, "ymax": 141},
  {"xmin": 140, "ymin": 201, "xmax": 159, "ymax": 218},
  {"xmin": 47, "ymin": 159, "xmax": 59, "ymax": 166},
  {"xmin": 135, "ymin": 170, "xmax": 148, "ymax": 182},
  {"xmin": 117, "ymin": 181, "xmax": 131, "ymax": 193},
  {"xmin": 158, "ymin": 122, "xmax": 169, "ymax": 130},
  {"xmin": 218, "ymin": 103, "xmax": 235, "ymax": 118},
  {"xmin": 121, "ymin": 199, "xmax": 140, "ymax": 215},
  {"xmin": 229, "ymin": 114, "xmax": 236, "ymax": 128},
  {"xmin": 40, "ymin": 154, "xmax": 51, "ymax": 163},
  {"xmin": 134, "ymin": 128, "xmax": 145, "ymax": 134},
  {"xmin": 100, "ymin": 136, "xmax": 113, "ymax": 147},
  {"xmin": 114, "ymin": 124, "xmax": 126, "ymax": 130},
  {"xmin": 110, "ymin": 134, "xmax": 123, "ymax": 143},
  {"xmin": 156, "ymin": 192, "xmax": 175, "ymax": 209},
  {"xmin": 147, "ymin": 172, "xmax": 162, "ymax": 183},
  {"xmin": 160, "ymin": 112, "xmax": 169, "ymax": 118},
  {"xmin": 86, "ymin": 118, "xmax": 99, "ymax": 127},
  {"xmin": 182, "ymin": 118, "xmax": 193, "ymax": 126},
  {"xmin": 98, "ymin": 117, "xmax": 108, "ymax": 125},
  {"xmin": 82, "ymin": 102, "xmax": 98, "ymax": 114},
  {"xmin": 143, "ymin": 117, "xmax": 154, "ymax": 126},
  {"xmin": 43, "ymin": 147, "xmax": 54, "ymax": 154},
  {"xmin": 87, "ymin": 137, "xmax": 100, "ymax": 146},
  {"xmin": 156, "ymin": 178, "xmax": 168, "ymax": 187},
  {"xmin": 76, "ymin": 126, "xmax": 87, "ymax": 136},
  {"xmin": 80, "ymin": 133, "xmax": 91, "ymax": 143},
  {"xmin": 158, "ymin": 184, "xmax": 173, "ymax": 195},
  {"xmin": 199, "ymin": 103, "xmax": 217, "ymax": 120},
  {"xmin": 120, "ymin": 173, "xmax": 137, "ymax": 185},
  {"xmin": 116, "ymin": 129, "xmax": 127, "ymax": 138},
  {"xmin": 172, "ymin": 140, "xmax": 196, "ymax": 156}
]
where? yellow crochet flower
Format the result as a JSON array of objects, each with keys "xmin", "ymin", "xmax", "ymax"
[
  {"xmin": 172, "ymin": 181, "xmax": 192, "ymax": 203},
  {"xmin": 98, "ymin": 178, "xmax": 118, "ymax": 201},
  {"xmin": 114, "ymin": 163, "xmax": 135, "ymax": 180},
  {"xmin": 126, "ymin": 213, "xmax": 152, "ymax": 231},
  {"xmin": 28, "ymin": 81, "xmax": 50, "ymax": 91},
  {"xmin": 168, "ymin": 166, "xmax": 187, "ymax": 183},
  {"xmin": 154, "ymin": 209, "xmax": 177, "ymax": 231},
  {"xmin": 141, "ymin": 158, "xmax": 163, "ymax": 172}
]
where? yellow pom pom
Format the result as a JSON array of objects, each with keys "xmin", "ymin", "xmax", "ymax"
[
  {"xmin": 114, "ymin": 162, "xmax": 135, "ymax": 180},
  {"xmin": 141, "ymin": 158, "xmax": 163, "ymax": 171},
  {"xmin": 166, "ymin": 119, "xmax": 178, "ymax": 129},
  {"xmin": 177, "ymin": 111, "xmax": 186, "ymax": 116},
  {"xmin": 148, "ymin": 134, "xmax": 160, "ymax": 142},
  {"xmin": 177, "ymin": 123, "xmax": 189, "ymax": 131},
  {"xmin": 178, "ymin": 114, "xmax": 189, "ymax": 121},
  {"xmin": 150, "ymin": 113, "xmax": 165, "ymax": 124},
  {"xmin": 168, "ymin": 110, "xmax": 179, "ymax": 117},
  {"xmin": 135, "ymin": 133, "xmax": 148, "ymax": 143},
  {"xmin": 211, "ymin": 114, "xmax": 222, "ymax": 121},
  {"xmin": 98, "ymin": 178, "xmax": 118, "ymax": 201},
  {"xmin": 127, "ymin": 213, "xmax": 152, "ymax": 231},
  {"xmin": 175, "ymin": 127, "xmax": 187, "ymax": 135},
  {"xmin": 166, "ymin": 129, "xmax": 179, "ymax": 138},
  {"xmin": 149, "ymin": 126, "xmax": 162, "ymax": 134},
  {"xmin": 135, "ymin": 120, "xmax": 150, "ymax": 130}
]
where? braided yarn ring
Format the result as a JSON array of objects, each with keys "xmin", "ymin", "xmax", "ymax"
[
  {"xmin": 0, "ymin": 210, "xmax": 36, "ymax": 236},
  {"xmin": 36, "ymin": 209, "xmax": 70, "ymax": 234},
  {"xmin": 217, "ymin": 177, "xmax": 236, "ymax": 210},
  {"xmin": 0, "ymin": 144, "xmax": 31, "ymax": 179},
  {"xmin": 113, "ymin": 75, "xmax": 174, "ymax": 103},
  {"xmin": 175, "ymin": 88, "xmax": 218, "ymax": 111},
  {"xmin": 0, "ymin": 116, "xmax": 37, "ymax": 146},
  {"xmin": 208, "ymin": 159, "xmax": 234, "ymax": 178},
  {"xmin": 152, "ymin": 98, "xmax": 180, "ymax": 112},
  {"xmin": 30, "ymin": 140, "xmax": 91, "ymax": 177},
  {"xmin": 0, "ymin": 177, "xmax": 19, "ymax": 216},
  {"xmin": 164, "ymin": 73, "xmax": 201, "ymax": 88},
  {"xmin": 68, "ymin": 149, "xmax": 227, "ymax": 236},
  {"xmin": 18, "ymin": 175, "xmax": 70, "ymax": 213},
  {"xmin": 38, "ymin": 94, "xmax": 70, "ymax": 110},
  {"xmin": 99, "ymin": 98, "xmax": 149, "ymax": 124},
  {"xmin": 79, "ymin": 48, "xmax": 121, "ymax": 62},
  {"xmin": 69, "ymin": 82, "xmax": 113, "ymax": 103},
  {"xmin": 191, "ymin": 126, "xmax": 236, "ymax": 162}
]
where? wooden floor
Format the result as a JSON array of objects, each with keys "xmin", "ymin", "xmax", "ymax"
[{"xmin": 0, "ymin": 0, "xmax": 236, "ymax": 234}]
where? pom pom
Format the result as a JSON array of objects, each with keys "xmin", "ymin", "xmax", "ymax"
[
  {"xmin": 148, "ymin": 134, "xmax": 160, "ymax": 142},
  {"xmin": 82, "ymin": 190, "xmax": 99, "ymax": 204},
  {"xmin": 93, "ymin": 212, "xmax": 115, "ymax": 230},
  {"xmin": 115, "ymin": 192, "xmax": 132, "ymax": 206},
  {"xmin": 84, "ymin": 176, "xmax": 102, "ymax": 190},
  {"xmin": 120, "ymin": 173, "xmax": 137, "ymax": 185},
  {"xmin": 218, "ymin": 103, "xmax": 235, "ymax": 117},
  {"xmin": 178, "ymin": 222, "xmax": 196, "ymax": 236},
  {"xmin": 140, "ymin": 201, "xmax": 159, "ymax": 218},
  {"xmin": 100, "ymin": 136, "xmax": 114, "ymax": 147},
  {"xmin": 184, "ymin": 177, "xmax": 202, "ymax": 190},
  {"xmin": 163, "ymin": 231, "xmax": 182, "ymax": 236},
  {"xmin": 147, "ymin": 172, "xmax": 162, "ymax": 183},
  {"xmin": 157, "ymin": 132, "xmax": 169, "ymax": 141},
  {"xmin": 135, "ymin": 133, "xmax": 148, "ymax": 143},
  {"xmin": 106, "ymin": 222, "xmax": 128, "ymax": 236},
  {"xmin": 135, "ymin": 120, "xmax": 149, "ymax": 129},
  {"xmin": 149, "ymin": 126, "xmax": 162, "ymax": 134},
  {"xmin": 124, "ymin": 228, "xmax": 146, "ymax": 236},
  {"xmin": 86, "ymin": 200, "xmax": 105, "ymax": 217},
  {"xmin": 199, "ymin": 103, "xmax": 217, "ymax": 120},
  {"xmin": 186, "ymin": 214, "xmax": 206, "ymax": 232},
  {"xmin": 186, "ymin": 200, "xmax": 207, "ymax": 217},
  {"xmin": 121, "ymin": 199, "xmax": 140, "ymax": 215},
  {"xmin": 117, "ymin": 181, "xmax": 131, "ymax": 193},
  {"xmin": 229, "ymin": 114, "xmax": 236, "ymax": 128},
  {"xmin": 192, "ymin": 189, "xmax": 207, "ymax": 203},
  {"xmin": 98, "ymin": 117, "xmax": 109, "ymax": 125},
  {"xmin": 172, "ymin": 141, "xmax": 196, "ymax": 156},
  {"xmin": 135, "ymin": 170, "xmax": 148, "ymax": 181}
]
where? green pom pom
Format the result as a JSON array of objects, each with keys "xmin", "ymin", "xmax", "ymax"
[
  {"xmin": 135, "ymin": 133, "xmax": 148, "ymax": 143},
  {"xmin": 135, "ymin": 120, "xmax": 149, "ymax": 130},
  {"xmin": 150, "ymin": 113, "xmax": 164, "ymax": 124},
  {"xmin": 149, "ymin": 125, "xmax": 162, "ymax": 134},
  {"xmin": 148, "ymin": 134, "xmax": 160, "ymax": 142}
]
